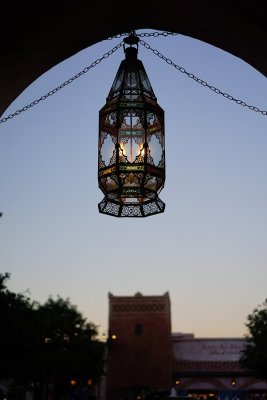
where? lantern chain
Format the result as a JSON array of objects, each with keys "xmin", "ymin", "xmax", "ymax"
[
  {"xmin": 107, "ymin": 31, "xmax": 179, "ymax": 39},
  {"xmin": 0, "ymin": 41, "xmax": 124, "ymax": 124},
  {"xmin": 140, "ymin": 39, "xmax": 267, "ymax": 116}
]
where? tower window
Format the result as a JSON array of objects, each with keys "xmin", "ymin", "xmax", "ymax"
[{"xmin": 135, "ymin": 324, "xmax": 143, "ymax": 335}]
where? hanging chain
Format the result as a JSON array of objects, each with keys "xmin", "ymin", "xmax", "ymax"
[
  {"xmin": 0, "ymin": 41, "xmax": 124, "ymax": 124},
  {"xmin": 1, "ymin": 30, "xmax": 267, "ymax": 124},
  {"xmin": 140, "ymin": 39, "xmax": 267, "ymax": 116},
  {"xmin": 107, "ymin": 31, "xmax": 179, "ymax": 40}
]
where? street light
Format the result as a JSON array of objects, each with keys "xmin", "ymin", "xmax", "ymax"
[{"xmin": 98, "ymin": 32, "xmax": 165, "ymax": 217}]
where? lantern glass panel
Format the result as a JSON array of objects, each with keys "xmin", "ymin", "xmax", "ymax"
[
  {"xmin": 139, "ymin": 69, "xmax": 154, "ymax": 94},
  {"xmin": 101, "ymin": 176, "xmax": 119, "ymax": 192},
  {"xmin": 149, "ymin": 134, "xmax": 163, "ymax": 166},
  {"xmin": 118, "ymin": 113, "xmax": 144, "ymax": 163},
  {"xmin": 100, "ymin": 133, "xmax": 115, "ymax": 166},
  {"xmin": 109, "ymin": 70, "xmax": 124, "ymax": 95}
]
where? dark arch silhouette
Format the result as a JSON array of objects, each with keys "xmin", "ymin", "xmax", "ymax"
[{"xmin": 1, "ymin": 1, "xmax": 267, "ymax": 117}]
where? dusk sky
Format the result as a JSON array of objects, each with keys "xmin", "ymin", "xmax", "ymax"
[{"xmin": 1, "ymin": 29, "xmax": 267, "ymax": 339}]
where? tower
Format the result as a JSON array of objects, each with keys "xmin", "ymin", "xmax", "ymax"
[{"xmin": 106, "ymin": 292, "xmax": 172, "ymax": 400}]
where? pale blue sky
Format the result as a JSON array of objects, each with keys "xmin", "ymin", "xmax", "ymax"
[{"xmin": 1, "ymin": 30, "xmax": 267, "ymax": 338}]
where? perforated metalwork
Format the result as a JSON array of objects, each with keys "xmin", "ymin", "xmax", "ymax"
[{"xmin": 98, "ymin": 33, "xmax": 165, "ymax": 217}]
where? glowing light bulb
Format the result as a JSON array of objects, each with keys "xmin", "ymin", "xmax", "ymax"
[
  {"xmin": 120, "ymin": 142, "xmax": 126, "ymax": 156},
  {"xmin": 139, "ymin": 145, "xmax": 145, "ymax": 156}
]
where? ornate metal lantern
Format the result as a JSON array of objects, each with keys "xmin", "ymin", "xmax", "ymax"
[{"xmin": 98, "ymin": 33, "xmax": 165, "ymax": 217}]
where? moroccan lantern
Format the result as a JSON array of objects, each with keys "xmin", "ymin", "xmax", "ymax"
[{"xmin": 98, "ymin": 33, "xmax": 165, "ymax": 217}]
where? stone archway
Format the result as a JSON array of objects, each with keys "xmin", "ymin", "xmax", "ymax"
[{"xmin": 1, "ymin": 1, "xmax": 267, "ymax": 117}]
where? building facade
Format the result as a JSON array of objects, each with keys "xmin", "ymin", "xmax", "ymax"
[
  {"xmin": 106, "ymin": 292, "xmax": 173, "ymax": 400},
  {"xmin": 105, "ymin": 293, "xmax": 267, "ymax": 400},
  {"xmin": 172, "ymin": 334, "xmax": 267, "ymax": 400}
]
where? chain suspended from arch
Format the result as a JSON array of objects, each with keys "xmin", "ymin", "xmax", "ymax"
[
  {"xmin": 0, "ymin": 40, "xmax": 124, "ymax": 124},
  {"xmin": 1, "ymin": 30, "xmax": 266, "ymax": 125},
  {"xmin": 140, "ymin": 39, "xmax": 267, "ymax": 116}
]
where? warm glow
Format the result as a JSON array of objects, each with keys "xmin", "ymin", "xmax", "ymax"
[
  {"xmin": 112, "ymin": 334, "xmax": 117, "ymax": 340},
  {"xmin": 98, "ymin": 31, "xmax": 165, "ymax": 217},
  {"xmin": 87, "ymin": 379, "xmax": 93, "ymax": 385},
  {"xmin": 120, "ymin": 142, "xmax": 145, "ymax": 158},
  {"xmin": 120, "ymin": 142, "xmax": 126, "ymax": 155},
  {"xmin": 175, "ymin": 379, "xmax": 180, "ymax": 385},
  {"xmin": 70, "ymin": 380, "xmax": 76, "ymax": 386}
]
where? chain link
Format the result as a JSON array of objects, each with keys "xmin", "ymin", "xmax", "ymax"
[
  {"xmin": 140, "ymin": 39, "xmax": 267, "ymax": 116},
  {"xmin": 1, "ymin": 30, "xmax": 266, "ymax": 124},
  {"xmin": 0, "ymin": 41, "xmax": 124, "ymax": 124},
  {"xmin": 107, "ymin": 31, "xmax": 179, "ymax": 40}
]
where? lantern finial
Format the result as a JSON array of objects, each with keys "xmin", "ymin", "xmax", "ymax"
[{"xmin": 123, "ymin": 31, "xmax": 139, "ymax": 47}]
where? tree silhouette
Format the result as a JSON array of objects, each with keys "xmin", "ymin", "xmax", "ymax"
[
  {"xmin": 0, "ymin": 272, "xmax": 36, "ymax": 381},
  {"xmin": 240, "ymin": 298, "xmax": 267, "ymax": 380},
  {"xmin": 35, "ymin": 296, "xmax": 105, "ymax": 397},
  {"xmin": 0, "ymin": 273, "xmax": 105, "ymax": 399}
]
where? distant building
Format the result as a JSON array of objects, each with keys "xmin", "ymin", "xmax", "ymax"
[
  {"xmin": 106, "ymin": 292, "xmax": 172, "ymax": 400},
  {"xmin": 172, "ymin": 334, "xmax": 267, "ymax": 400},
  {"xmin": 105, "ymin": 293, "xmax": 267, "ymax": 400}
]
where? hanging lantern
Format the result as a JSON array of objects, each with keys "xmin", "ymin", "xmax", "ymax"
[{"xmin": 98, "ymin": 33, "xmax": 165, "ymax": 217}]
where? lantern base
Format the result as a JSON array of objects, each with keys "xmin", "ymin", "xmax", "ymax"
[{"xmin": 98, "ymin": 197, "xmax": 165, "ymax": 218}]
